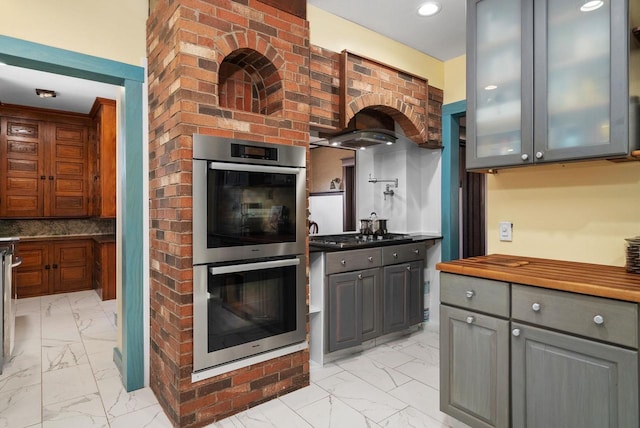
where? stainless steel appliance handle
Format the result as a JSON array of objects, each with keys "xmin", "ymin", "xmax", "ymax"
[
  {"xmin": 11, "ymin": 257, "xmax": 22, "ymax": 269},
  {"xmin": 208, "ymin": 257, "xmax": 300, "ymax": 276},
  {"xmin": 209, "ymin": 161, "xmax": 302, "ymax": 175}
]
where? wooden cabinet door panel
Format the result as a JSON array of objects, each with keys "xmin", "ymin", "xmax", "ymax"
[
  {"xmin": 15, "ymin": 241, "xmax": 49, "ymax": 298},
  {"xmin": 50, "ymin": 123, "xmax": 89, "ymax": 217},
  {"xmin": 52, "ymin": 240, "xmax": 92, "ymax": 293},
  {"xmin": 0, "ymin": 117, "xmax": 45, "ymax": 217},
  {"xmin": 90, "ymin": 98, "xmax": 116, "ymax": 218}
]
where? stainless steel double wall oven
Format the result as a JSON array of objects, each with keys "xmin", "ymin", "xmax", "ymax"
[{"xmin": 192, "ymin": 135, "xmax": 307, "ymax": 372}]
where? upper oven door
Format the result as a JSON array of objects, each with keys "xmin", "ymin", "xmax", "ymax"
[{"xmin": 193, "ymin": 160, "xmax": 306, "ymax": 265}]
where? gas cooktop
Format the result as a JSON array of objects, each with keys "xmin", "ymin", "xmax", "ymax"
[{"xmin": 309, "ymin": 233, "xmax": 413, "ymax": 249}]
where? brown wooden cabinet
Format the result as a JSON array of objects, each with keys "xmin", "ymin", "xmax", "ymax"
[
  {"xmin": 15, "ymin": 238, "xmax": 93, "ymax": 298},
  {"xmin": 93, "ymin": 237, "xmax": 116, "ymax": 300},
  {"xmin": 90, "ymin": 98, "xmax": 117, "ymax": 218},
  {"xmin": 0, "ymin": 106, "xmax": 91, "ymax": 218}
]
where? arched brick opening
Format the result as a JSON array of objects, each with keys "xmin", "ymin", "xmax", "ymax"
[
  {"xmin": 347, "ymin": 95, "xmax": 426, "ymax": 145},
  {"xmin": 219, "ymin": 48, "xmax": 283, "ymax": 115}
]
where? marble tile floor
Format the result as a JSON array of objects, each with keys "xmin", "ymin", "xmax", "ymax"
[{"xmin": 1, "ymin": 290, "xmax": 469, "ymax": 428}]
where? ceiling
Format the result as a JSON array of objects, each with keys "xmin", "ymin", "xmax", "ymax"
[
  {"xmin": 308, "ymin": 0, "xmax": 466, "ymax": 61},
  {"xmin": 0, "ymin": 64, "xmax": 119, "ymax": 114},
  {"xmin": 0, "ymin": 2, "xmax": 464, "ymax": 114}
]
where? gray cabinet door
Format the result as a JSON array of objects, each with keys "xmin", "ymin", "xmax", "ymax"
[
  {"xmin": 511, "ymin": 322, "xmax": 639, "ymax": 428},
  {"xmin": 328, "ymin": 271, "xmax": 360, "ymax": 352},
  {"xmin": 360, "ymin": 268, "xmax": 382, "ymax": 342},
  {"xmin": 383, "ymin": 264, "xmax": 410, "ymax": 333},
  {"xmin": 440, "ymin": 304, "xmax": 510, "ymax": 428},
  {"xmin": 328, "ymin": 268, "xmax": 381, "ymax": 352},
  {"xmin": 407, "ymin": 261, "xmax": 424, "ymax": 327}
]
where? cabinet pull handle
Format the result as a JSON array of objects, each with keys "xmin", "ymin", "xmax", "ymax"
[
  {"xmin": 532, "ymin": 302, "xmax": 541, "ymax": 312},
  {"xmin": 512, "ymin": 328, "xmax": 521, "ymax": 337},
  {"xmin": 393, "ymin": 252, "xmax": 398, "ymax": 258},
  {"xmin": 466, "ymin": 316, "xmax": 474, "ymax": 324},
  {"xmin": 593, "ymin": 315, "xmax": 604, "ymax": 325},
  {"xmin": 358, "ymin": 274, "xmax": 362, "ymax": 280},
  {"xmin": 465, "ymin": 290, "xmax": 475, "ymax": 299},
  {"xmin": 340, "ymin": 260, "xmax": 346, "ymax": 266},
  {"xmin": 413, "ymin": 249, "xmax": 420, "ymax": 254},
  {"xmin": 368, "ymin": 256, "xmax": 373, "ymax": 262}
]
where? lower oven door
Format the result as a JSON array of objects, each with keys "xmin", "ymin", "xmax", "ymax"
[{"xmin": 193, "ymin": 255, "xmax": 306, "ymax": 372}]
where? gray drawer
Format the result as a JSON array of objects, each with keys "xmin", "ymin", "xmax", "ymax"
[
  {"xmin": 512, "ymin": 284, "xmax": 639, "ymax": 348},
  {"xmin": 440, "ymin": 272, "xmax": 510, "ymax": 318},
  {"xmin": 326, "ymin": 248, "xmax": 382, "ymax": 274},
  {"xmin": 382, "ymin": 242, "xmax": 427, "ymax": 265}
]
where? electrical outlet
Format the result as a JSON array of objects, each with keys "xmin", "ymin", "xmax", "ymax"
[{"xmin": 499, "ymin": 221, "xmax": 513, "ymax": 242}]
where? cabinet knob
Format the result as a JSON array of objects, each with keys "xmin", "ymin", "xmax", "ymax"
[
  {"xmin": 340, "ymin": 260, "xmax": 346, "ymax": 265},
  {"xmin": 512, "ymin": 328, "xmax": 521, "ymax": 337},
  {"xmin": 368, "ymin": 256, "xmax": 373, "ymax": 262},
  {"xmin": 521, "ymin": 154, "xmax": 529, "ymax": 161},
  {"xmin": 466, "ymin": 316, "xmax": 474, "ymax": 324},
  {"xmin": 358, "ymin": 274, "xmax": 362, "ymax": 280},
  {"xmin": 40, "ymin": 175, "xmax": 46, "ymax": 180},
  {"xmin": 393, "ymin": 252, "xmax": 398, "ymax": 258},
  {"xmin": 413, "ymin": 249, "xmax": 420, "ymax": 255},
  {"xmin": 49, "ymin": 175, "xmax": 54, "ymax": 180},
  {"xmin": 52, "ymin": 263, "xmax": 58, "ymax": 269},
  {"xmin": 532, "ymin": 302, "xmax": 541, "ymax": 312},
  {"xmin": 593, "ymin": 315, "xmax": 605, "ymax": 325},
  {"xmin": 45, "ymin": 264, "xmax": 50, "ymax": 270},
  {"xmin": 535, "ymin": 151, "xmax": 544, "ymax": 159},
  {"xmin": 465, "ymin": 290, "xmax": 475, "ymax": 299},
  {"xmin": 406, "ymin": 266, "xmax": 411, "ymax": 271}
]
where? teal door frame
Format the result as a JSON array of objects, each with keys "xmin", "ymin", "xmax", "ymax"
[
  {"xmin": 0, "ymin": 35, "xmax": 145, "ymax": 391},
  {"xmin": 441, "ymin": 100, "xmax": 467, "ymax": 262}
]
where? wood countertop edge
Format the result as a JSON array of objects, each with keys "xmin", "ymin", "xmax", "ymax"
[{"xmin": 437, "ymin": 262, "xmax": 640, "ymax": 303}]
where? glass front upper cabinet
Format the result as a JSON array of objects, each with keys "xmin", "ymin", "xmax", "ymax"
[{"xmin": 466, "ymin": 0, "xmax": 639, "ymax": 170}]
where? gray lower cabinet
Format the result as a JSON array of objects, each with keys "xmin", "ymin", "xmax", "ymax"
[
  {"xmin": 511, "ymin": 322, "xmax": 639, "ymax": 428},
  {"xmin": 327, "ymin": 267, "xmax": 381, "ymax": 352},
  {"xmin": 440, "ymin": 304, "xmax": 510, "ymax": 428},
  {"xmin": 383, "ymin": 260, "xmax": 423, "ymax": 334}
]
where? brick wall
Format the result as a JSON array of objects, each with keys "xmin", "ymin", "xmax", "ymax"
[
  {"xmin": 309, "ymin": 47, "xmax": 443, "ymax": 147},
  {"xmin": 147, "ymin": 0, "xmax": 310, "ymax": 426}
]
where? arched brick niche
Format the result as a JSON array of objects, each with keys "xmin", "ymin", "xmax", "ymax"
[
  {"xmin": 346, "ymin": 99, "xmax": 424, "ymax": 144},
  {"xmin": 219, "ymin": 48, "xmax": 283, "ymax": 115}
]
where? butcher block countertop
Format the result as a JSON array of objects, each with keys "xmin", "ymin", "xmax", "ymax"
[{"xmin": 437, "ymin": 254, "xmax": 640, "ymax": 303}]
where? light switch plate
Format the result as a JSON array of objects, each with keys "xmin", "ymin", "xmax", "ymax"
[{"xmin": 499, "ymin": 221, "xmax": 513, "ymax": 242}]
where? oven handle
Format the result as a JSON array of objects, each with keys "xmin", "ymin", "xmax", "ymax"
[
  {"xmin": 209, "ymin": 162, "xmax": 302, "ymax": 175},
  {"xmin": 208, "ymin": 257, "xmax": 300, "ymax": 276}
]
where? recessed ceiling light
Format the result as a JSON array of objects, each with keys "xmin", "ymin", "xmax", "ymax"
[
  {"xmin": 484, "ymin": 84, "xmax": 498, "ymax": 91},
  {"xmin": 418, "ymin": 2, "xmax": 441, "ymax": 17},
  {"xmin": 580, "ymin": 0, "xmax": 603, "ymax": 12},
  {"xmin": 35, "ymin": 88, "xmax": 57, "ymax": 98}
]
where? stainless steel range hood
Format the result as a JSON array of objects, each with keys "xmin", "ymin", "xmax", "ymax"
[{"xmin": 326, "ymin": 128, "xmax": 398, "ymax": 150}]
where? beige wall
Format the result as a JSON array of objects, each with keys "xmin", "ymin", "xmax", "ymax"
[
  {"xmin": 443, "ymin": 55, "xmax": 466, "ymax": 104},
  {"xmin": 308, "ymin": 5, "xmax": 444, "ymax": 89},
  {"xmin": 487, "ymin": 161, "xmax": 640, "ymax": 266},
  {"xmin": 2, "ymin": 0, "xmax": 148, "ymax": 66},
  {"xmin": 310, "ymin": 147, "xmax": 352, "ymax": 193}
]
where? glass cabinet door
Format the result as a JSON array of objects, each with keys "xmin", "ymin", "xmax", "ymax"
[
  {"xmin": 534, "ymin": 0, "xmax": 629, "ymax": 161},
  {"xmin": 466, "ymin": 0, "xmax": 533, "ymax": 169}
]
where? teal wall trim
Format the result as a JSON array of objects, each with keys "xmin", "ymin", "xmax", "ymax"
[
  {"xmin": 0, "ymin": 37, "xmax": 145, "ymax": 391},
  {"xmin": 121, "ymin": 80, "xmax": 145, "ymax": 391},
  {"xmin": 441, "ymin": 100, "xmax": 467, "ymax": 262},
  {"xmin": 0, "ymin": 35, "xmax": 144, "ymax": 85}
]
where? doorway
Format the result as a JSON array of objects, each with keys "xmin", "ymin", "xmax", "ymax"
[{"xmin": 0, "ymin": 35, "xmax": 146, "ymax": 391}]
